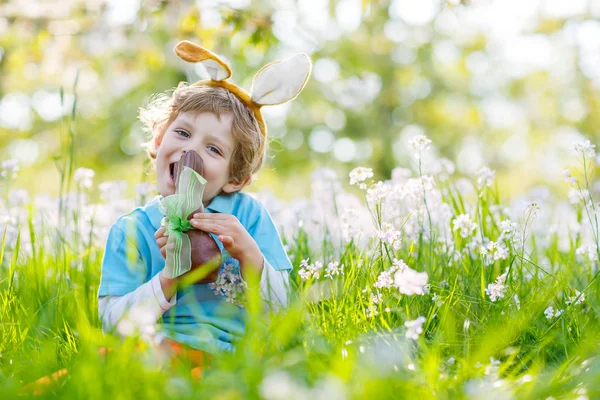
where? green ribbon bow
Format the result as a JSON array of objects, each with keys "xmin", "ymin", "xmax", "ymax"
[{"xmin": 158, "ymin": 166, "xmax": 207, "ymax": 278}]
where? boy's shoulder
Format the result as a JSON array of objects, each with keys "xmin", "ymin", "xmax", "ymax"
[
  {"xmin": 208, "ymin": 191, "xmax": 267, "ymax": 223},
  {"xmin": 109, "ymin": 196, "xmax": 162, "ymax": 235}
]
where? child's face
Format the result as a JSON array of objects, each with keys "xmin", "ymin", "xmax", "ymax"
[{"xmin": 155, "ymin": 111, "xmax": 245, "ymax": 206}]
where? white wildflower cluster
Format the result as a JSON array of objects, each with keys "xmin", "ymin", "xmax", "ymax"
[
  {"xmin": 209, "ymin": 262, "xmax": 248, "ymax": 308},
  {"xmin": 340, "ymin": 208, "xmax": 361, "ymax": 243},
  {"xmin": 349, "ymin": 167, "xmax": 374, "ymax": 189},
  {"xmin": 573, "ymin": 140, "xmax": 596, "ymax": 158},
  {"xmin": 477, "ymin": 166, "xmax": 495, "ymax": 189},
  {"xmin": 453, "ymin": 214, "xmax": 478, "ymax": 238},
  {"xmin": 73, "ymin": 167, "xmax": 95, "ymax": 189},
  {"xmin": 374, "ymin": 260, "xmax": 403, "ymax": 289},
  {"xmin": 565, "ymin": 290, "xmax": 585, "ymax": 306},
  {"xmin": 371, "ymin": 292, "xmax": 383, "ymax": 305},
  {"xmin": 252, "ymin": 179, "xmax": 375, "ymax": 257},
  {"xmin": 404, "ymin": 316, "xmax": 426, "ymax": 340},
  {"xmin": 563, "ymin": 169, "xmax": 578, "ymax": 186},
  {"xmin": 366, "ymin": 181, "xmax": 394, "ymax": 206},
  {"xmin": 408, "ymin": 134, "xmax": 432, "ymax": 159},
  {"xmin": 324, "ymin": 260, "xmax": 344, "ymax": 279},
  {"xmin": 485, "ymin": 270, "xmax": 508, "ymax": 302},
  {"xmin": 298, "ymin": 258, "xmax": 343, "ymax": 281},
  {"xmin": 575, "ymin": 245, "xmax": 598, "ymax": 262},
  {"xmin": 1, "ymin": 158, "xmax": 19, "ymax": 179},
  {"xmin": 376, "ymin": 222, "xmax": 402, "ymax": 250},
  {"xmin": 544, "ymin": 306, "xmax": 564, "ymax": 320},
  {"xmin": 499, "ymin": 219, "xmax": 519, "ymax": 243},
  {"xmin": 374, "ymin": 259, "xmax": 428, "ymax": 296},
  {"xmin": 480, "ymin": 240, "xmax": 509, "ymax": 266},
  {"xmin": 0, "ymin": 163, "xmax": 144, "ymax": 262},
  {"xmin": 394, "ymin": 265, "xmax": 429, "ymax": 295}
]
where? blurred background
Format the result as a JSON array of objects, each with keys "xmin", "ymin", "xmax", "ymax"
[{"xmin": 0, "ymin": 0, "xmax": 599, "ymax": 202}]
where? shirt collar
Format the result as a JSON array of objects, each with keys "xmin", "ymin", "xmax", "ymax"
[{"xmin": 147, "ymin": 192, "xmax": 236, "ymax": 231}]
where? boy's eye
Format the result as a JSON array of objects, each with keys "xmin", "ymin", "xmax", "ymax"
[
  {"xmin": 208, "ymin": 145, "xmax": 222, "ymax": 156},
  {"xmin": 175, "ymin": 129, "xmax": 190, "ymax": 138}
]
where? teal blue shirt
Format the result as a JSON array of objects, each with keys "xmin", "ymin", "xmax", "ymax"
[{"xmin": 98, "ymin": 192, "xmax": 293, "ymax": 353}]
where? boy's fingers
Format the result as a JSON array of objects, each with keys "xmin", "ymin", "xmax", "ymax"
[
  {"xmin": 191, "ymin": 220, "xmax": 220, "ymax": 234},
  {"xmin": 154, "ymin": 227, "xmax": 166, "ymax": 238},
  {"xmin": 156, "ymin": 237, "xmax": 168, "ymax": 247}
]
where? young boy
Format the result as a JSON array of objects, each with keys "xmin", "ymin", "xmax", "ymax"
[{"xmin": 97, "ymin": 40, "xmax": 311, "ymax": 355}]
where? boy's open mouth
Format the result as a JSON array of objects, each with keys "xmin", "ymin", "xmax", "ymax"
[{"xmin": 169, "ymin": 163, "xmax": 176, "ymax": 184}]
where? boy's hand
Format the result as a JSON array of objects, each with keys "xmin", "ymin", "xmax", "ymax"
[
  {"xmin": 154, "ymin": 226, "xmax": 169, "ymax": 259},
  {"xmin": 189, "ymin": 213, "xmax": 264, "ymax": 280}
]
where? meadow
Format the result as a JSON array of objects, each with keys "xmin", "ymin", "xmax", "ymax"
[{"xmin": 0, "ymin": 132, "xmax": 598, "ymax": 399}]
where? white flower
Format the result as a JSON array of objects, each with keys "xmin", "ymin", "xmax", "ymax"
[
  {"xmin": 1, "ymin": 159, "xmax": 19, "ymax": 179},
  {"xmin": 73, "ymin": 167, "xmax": 95, "ymax": 189},
  {"xmin": 209, "ymin": 262, "xmax": 248, "ymax": 307},
  {"xmin": 404, "ymin": 316, "xmax": 426, "ymax": 340},
  {"xmin": 366, "ymin": 306, "xmax": 379, "ymax": 318},
  {"xmin": 477, "ymin": 167, "xmax": 495, "ymax": 189},
  {"xmin": 499, "ymin": 219, "xmax": 518, "ymax": 242},
  {"xmin": 394, "ymin": 266, "xmax": 428, "ymax": 295},
  {"xmin": 376, "ymin": 222, "xmax": 402, "ymax": 248},
  {"xmin": 298, "ymin": 269, "xmax": 311, "ymax": 281},
  {"xmin": 565, "ymin": 290, "xmax": 585, "ymax": 306},
  {"xmin": 480, "ymin": 240, "xmax": 508, "ymax": 266},
  {"xmin": 453, "ymin": 214, "xmax": 478, "ymax": 238},
  {"xmin": 408, "ymin": 135, "xmax": 432, "ymax": 159},
  {"xmin": 371, "ymin": 292, "xmax": 383, "ymax": 304},
  {"xmin": 573, "ymin": 140, "xmax": 596, "ymax": 158},
  {"xmin": 563, "ymin": 169, "xmax": 571, "ymax": 181},
  {"xmin": 324, "ymin": 261, "xmax": 344, "ymax": 279},
  {"xmin": 366, "ymin": 181, "xmax": 393, "ymax": 205},
  {"xmin": 575, "ymin": 245, "xmax": 598, "ymax": 262},
  {"xmin": 544, "ymin": 305, "xmax": 564, "ymax": 320},
  {"xmin": 349, "ymin": 167, "xmax": 373, "ymax": 187},
  {"xmin": 485, "ymin": 270, "xmax": 508, "ymax": 302}
]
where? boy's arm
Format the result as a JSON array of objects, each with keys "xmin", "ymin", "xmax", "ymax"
[
  {"xmin": 240, "ymin": 255, "xmax": 290, "ymax": 309},
  {"xmin": 98, "ymin": 222, "xmax": 178, "ymax": 334},
  {"xmin": 98, "ymin": 272, "xmax": 177, "ymax": 334}
]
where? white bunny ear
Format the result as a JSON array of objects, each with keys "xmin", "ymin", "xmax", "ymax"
[
  {"xmin": 174, "ymin": 40, "xmax": 232, "ymax": 81},
  {"xmin": 250, "ymin": 53, "xmax": 311, "ymax": 106}
]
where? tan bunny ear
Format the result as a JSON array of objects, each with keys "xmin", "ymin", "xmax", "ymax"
[
  {"xmin": 250, "ymin": 53, "xmax": 311, "ymax": 106},
  {"xmin": 174, "ymin": 40, "xmax": 232, "ymax": 81}
]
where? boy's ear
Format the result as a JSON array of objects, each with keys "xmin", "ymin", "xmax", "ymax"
[{"xmin": 222, "ymin": 175, "xmax": 252, "ymax": 194}]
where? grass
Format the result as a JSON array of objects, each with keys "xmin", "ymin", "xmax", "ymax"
[{"xmin": 0, "ymin": 89, "xmax": 599, "ymax": 399}]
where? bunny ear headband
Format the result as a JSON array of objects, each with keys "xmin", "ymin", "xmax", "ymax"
[{"xmin": 174, "ymin": 40, "xmax": 312, "ymax": 137}]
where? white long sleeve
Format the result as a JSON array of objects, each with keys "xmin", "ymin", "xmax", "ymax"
[
  {"xmin": 98, "ymin": 256, "xmax": 290, "ymax": 334},
  {"xmin": 98, "ymin": 272, "xmax": 176, "ymax": 334},
  {"xmin": 243, "ymin": 256, "xmax": 290, "ymax": 310}
]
